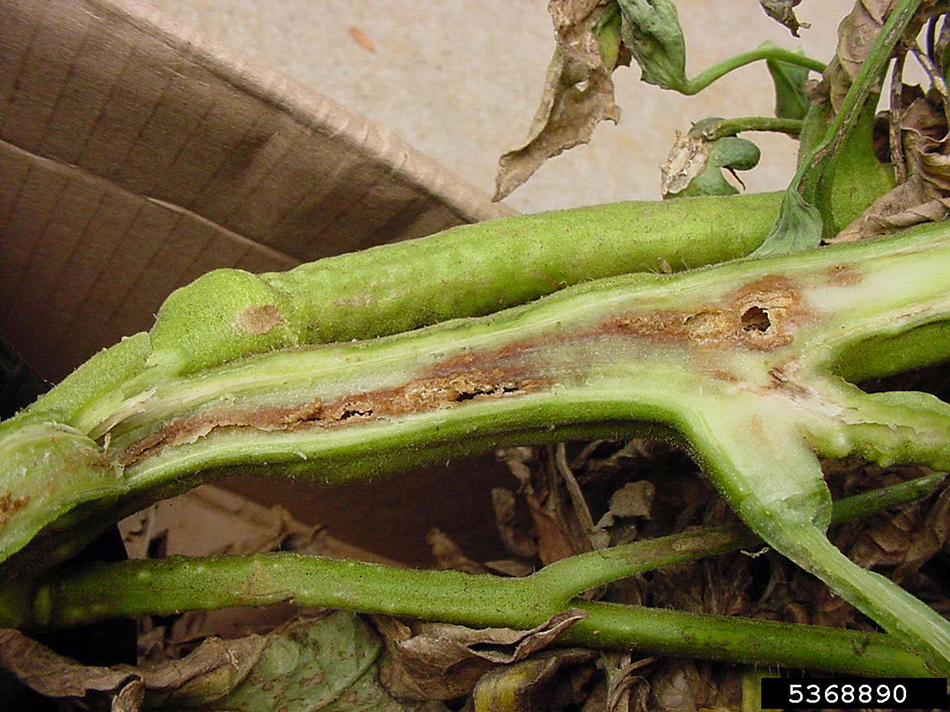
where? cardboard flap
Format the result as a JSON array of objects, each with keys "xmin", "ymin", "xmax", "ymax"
[{"xmin": 0, "ymin": 0, "xmax": 513, "ymax": 379}]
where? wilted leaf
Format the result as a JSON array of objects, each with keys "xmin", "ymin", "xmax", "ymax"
[
  {"xmin": 494, "ymin": 1, "xmax": 623, "ymax": 200},
  {"xmin": 617, "ymin": 0, "xmax": 688, "ymax": 92},
  {"xmin": 758, "ymin": 0, "xmax": 810, "ymax": 37},
  {"xmin": 472, "ymin": 649, "xmax": 596, "ymax": 711},
  {"xmin": 825, "ymin": 0, "xmax": 895, "ymax": 113},
  {"xmin": 835, "ymin": 92, "xmax": 950, "ymax": 241},
  {"xmin": 661, "ymin": 132, "xmax": 760, "ymax": 198},
  {"xmin": 374, "ymin": 610, "xmax": 587, "ymax": 700},
  {"xmin": 3, "ymin": 613, "xmax": 443, "ymax": 711},
  {"xmin": 766, "ymin": 46, "xmax": 811, "ymax": 120}
]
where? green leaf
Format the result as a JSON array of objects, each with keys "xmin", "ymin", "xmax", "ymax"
[
  {"xmin": 766, "ymin": 45, "xmax": 810, "ymax": 120},
  {"xmin": 150, "ymin": 613, "xmax": 438, "ymax": 711},
  {"xmin": 617, "ymin": 0, "xmax": 688, "ymax": 92},
  {"xmin": 816, "ymin": 96, "xmax": 895, "ymax": 236}
]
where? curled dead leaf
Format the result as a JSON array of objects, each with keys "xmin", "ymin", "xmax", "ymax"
[
  {"xmin": 661, "ymin": 131, "xmax": 760, "ymax": 198},
  {"xmin": 835, "ymin": 91, "xmax": 950, "ymax": 241},
  {"xmin": 374, "ymin": 609, "xmax": 587, "ymax": 700},
  {"xmin": 3, "ymin": 614, "xmax": 443, "ymax": 711},
  {"xmin": 758, "ymin": 0, "xmax": 810, "ymax": 37},
  {"xmin": 0, "ymin": 626, "xmax": 267, "ymax": 710},
  {"xmin": 825, "ymin": 0, "xmax": 895, "ymax": 113},
  {"xmin": 661, "ymin": 132, "xmax": 710, "ymax": 196},
  {"xmin": 494, "ymin": 1, "xmax": 623, "ymax": 200}
]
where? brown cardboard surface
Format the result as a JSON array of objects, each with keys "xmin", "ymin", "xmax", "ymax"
[{"xmin": 0, "ymin": 0, "xmax": 512, "ymax": 380}]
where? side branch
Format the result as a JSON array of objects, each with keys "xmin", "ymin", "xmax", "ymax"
[{"xmin": 2, "ymin": 477, "xmax": 940, "ymax": 678}]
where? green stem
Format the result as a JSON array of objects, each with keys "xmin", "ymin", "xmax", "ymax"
[
  {"xmin": 145, "ymin": 192, "xmax": 783, "ymax": 377},
  {"xmin": 2, "ymin": 474, "xmax": 938, "ymax": 680},
  {"xmin": 535, "ymin": 472, "xmax": 946, "ymax": 603},
  {"xmin": 684, "ymin": 47, "xmax": 825, "ymax": 95},
  {"xmin": 691, "ymin": 116, "xmax": 803, "ymax": 141},
  {"xmin": 4, "ymin": 219, "xmax": 950, "ymax": 673},
  {"xmin": 21, "ymin": 555, "xmax": 926, "ymax": 676},
  {"xmin": 565, "ymin": 603, "xmax": 930, "ymax": 677},
  {"xmin": 9, "ymin": 555, "xmax": 928, "ymax": 676}
]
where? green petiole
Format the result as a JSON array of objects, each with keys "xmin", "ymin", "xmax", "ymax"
[
  {"xmin": 690, "ymin": 116, "xmax": 803, "ymax": 141},
  {"xmin": 683, "ymin": 46, "xmax": 825, "ymax": 96}
]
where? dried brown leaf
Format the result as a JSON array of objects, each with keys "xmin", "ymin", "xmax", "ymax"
[
  {"xmin": 759, "ymin": 0, "xmax": 810, "ymax": 37},
  {"xmin": 835, "ymin": 93, "xmax": 950, "ymax": 240},
  {"xmin": 0, "ymin": 626, "xmax": 267, "ymax": 709},
  {"xmin": 374, "ymin": 609, "xmax": 587, "ymax": 700},
  {"xmin": 647, "ymin": 659, "xmax": 742, "ymax": 712},
  {"xmin": 499, "ymin": 447, "xmax": 595, "ymax": 564},
  {"xmin": 825, "ymin": 0, "xmax": 896, "ymax": 113},
  {"xmin": 847, "ymin": 485, "xmax": 950, "ymax": 581},
  {"xmin": 603, "ymin": 652, "xmax": 654, "ymax": 712},
  {"xmin": 608, "ymin": 481, "xmax": 656, "ymax": 519},
  {"xmin": 491, "ymin": 487, "xmax": 539, "ymax": 559},
  {"xmin": 427, "ymin": 527, "xmax": 489, "ymax": 574},
  {"xmin": 494, "ymin": 1, "xmax": 621, "ymax": 200},
  {"xmin": 120, "ymin": 485, "xmax": 398, "ymax": 564}
]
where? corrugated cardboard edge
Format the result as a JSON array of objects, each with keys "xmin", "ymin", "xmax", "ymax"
[{"xmin": 0, "ymin": 0, "xmax": 514, "ymax": 379}]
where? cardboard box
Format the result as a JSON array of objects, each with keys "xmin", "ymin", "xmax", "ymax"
[{"xmin": 0, "ymin": 0, "xmax": 511, "ymax": 382}]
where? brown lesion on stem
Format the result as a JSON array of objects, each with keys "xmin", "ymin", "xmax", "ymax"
[
  {"xmin": 604, "ymin": 276, "xmax": 809, "ymax": 351},
  {"xmin": 825, "ymin": 263, "xmax": 863, "ymax": 287},
  {"xmin": 115, "ymin": 370, "xmax": 551, "ymax": 466},
  {"xmin": 233, "ymin": 304, "xmax": 284, "ymax": 335}
]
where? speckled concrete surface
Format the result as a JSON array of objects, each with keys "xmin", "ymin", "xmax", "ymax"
[{"xmin": 142, "ymin": 1, "xmax": 855, "ymax": 214}]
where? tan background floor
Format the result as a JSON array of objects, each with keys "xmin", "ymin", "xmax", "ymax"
[{"xmin": 142, "ymin": 0, "xmax": 855, "ymax": 214}]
